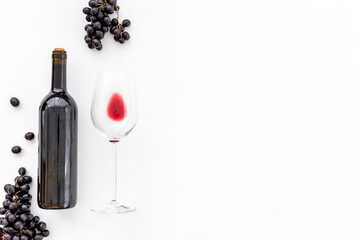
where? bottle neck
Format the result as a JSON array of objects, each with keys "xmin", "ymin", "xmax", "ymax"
[{"xmin": 51, "ymin": 59, "xmax": 67, "ymax": 92}]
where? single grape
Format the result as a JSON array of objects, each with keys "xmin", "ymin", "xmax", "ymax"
[
  {"xmin": 83, "ymin": 7, "xmax": 91, "ymax": 14},
  {"xmin": 24, "ymin": 132, "xmax": 35, "ymax": 141},
  {"xmin": 11, "ymin": 146, "xmax": 22, "ymax": 154},
  {"xmin": 113, "ymin": 28, "xmax": 121, "ymax": 36},
  {"xmin": 94, "ymin": 22, "xmax": 102, "ymax": 30},
  {"xmin": 27, "ymin": 214, "xmax": 33, "ymax": 222},
  {"xmin": 90, "ymin": 16, "xmax": 97, "ymax": 22},
  {"xmin": 90, "ymin": 7, "xmax": 99, "ymax": 16},
  {"xmin": 84, "ymin": 24, "xmax": 92, "ymax": 31},
  {"xmin": 111, "ymin": 18, "xmax": 118, "ymax": 26},
  {"xmin": 5, "ymin": 194, "xmax": 12, "ymax": 201},
  {"xmin": 0, "ymin": 207, "xmax": 6, "ymax": 214},
  {"xmin": 10, "ymin": 97, "xmax": 20, "ymax": 107},
  {"xmin": 92, "ymin": 39, "xmax": 101, "ymax": 47},
  {"xmin": 28, "ymin": 221, "xmax": 36, "ymax": 229},
  {"xmin": 86, "ymin": 15, "xmax": 91, "ymax": 22},
  {"xmin": 20, "ymin": 205, "xmax": 30, "ymax": 212},
  {"xmin": 97, "ymin": 11, "xmax": 104, "ymax": 19},
  {"xmin": 106, "ymin": 5, "xmax": 115, "ymax": 14},
  {"xmin": 122, "ymin": 19, "xmax": 131, "ymax": 27},
  {"xmin": 23, "ymin": 229, "xmax": 34, "ymax": 237},
  {"xmin": 103, "ymin": 16, "xmax": 111, "ymax": 25},
  {"xmin": 122, "ymin": 32, "xmax": 130, "ymax": 40},
  {"xmin": 95, "ymin": 31, "xmax": 104, "ymax": 39},
  {"xmin": 14, "ymin": 221, "xmax": 24, "ymax": 230},
  {"xmin": 19, "ymin": 167, "xmax": 26, "ymax": 176},
  {"xmin": 1, "ymin": 218, "xmax": 9, "ymax": 226},
  {"xmin": 7, "ymin": 227, "xmax": 16, "ymax": 234},
  {"xmin": 34, "ymin": 234, "xmax": 43, "ymax": 240},
  {"xmin": 8, "ymin": 185, "xmax": 16, "ymax": 195},
  {"xmin": 88, "ymin": 0, "xmax": 98, "ymax": 7},
  {"xmin": 23, "ymin": 176, "xmax": 32, "ymax": 184},
  {"xmin": 21, "ymin": 235, "xmax": 29, "ymax": 240},
  {"xmin": 21, "ymin": 194, "xmax": 31, "ymax": 201},
  {"xmin": 85, "ymin": 36, "xmax": 92, "ymax": 44},
  {"xmin": 9, "ymin": 202, "xmax": 19, "ymax": 213},
  {"xmin": 20, "ymin": 184, "xmax": 30, "ymax": 193},
  {"xmin": 41, "ymin": 230, "xmax": 50, "ymax": 237},
  {"xmin": 102, "ymin": 26, "xmax": 109, "ymax": 32},
  {"xmin": 3, "ymin": 200, "xmax": 11, "ymax": 208},
  {"xmin": 19, "ymin": 214, "xmax": 27, "ymax": 223},
  {"xmin": 17, "ymin": 176, "xmax": 25, "ymax": 185},
  {"xmin": 119, "ymin": 38, "xmax": 125, "ymax": 44},
  {"xmin": 4, "ymin": 184, "xmax": 11, "ymax": 193},
  {"xmin": 86, "ymin": 27, "xmax": 94, "ymax": 34},
  {"xmin": 8, "ymin": 214, "xmax": 16, "ymax": 222}
]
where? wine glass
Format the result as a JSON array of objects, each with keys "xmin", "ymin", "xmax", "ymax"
[{"xmin": 91, "ymin": 72, "xmax": 138, "ymax": 214}]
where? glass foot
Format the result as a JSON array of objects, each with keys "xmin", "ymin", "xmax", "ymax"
[{"xmin": 91, "ymin": 200, "xmax": 136, "ymax": 214}]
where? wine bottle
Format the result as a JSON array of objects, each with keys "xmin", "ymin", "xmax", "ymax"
[{"xmin": 38, "ymin": 48, "xmax": 78, "ymax": 209}]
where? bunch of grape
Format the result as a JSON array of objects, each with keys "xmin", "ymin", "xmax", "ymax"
[
  {"xmin": 0, "ymin": 168, "xmax": 49, "ymax": 240},
  {"xmin": 83, "ymin": 0, "xmax": 131, "ymax": 50}
]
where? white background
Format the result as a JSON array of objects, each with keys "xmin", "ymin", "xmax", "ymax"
[{"xmin": 0, "ymin": 0, "xmax": 360, "ymax": 239}]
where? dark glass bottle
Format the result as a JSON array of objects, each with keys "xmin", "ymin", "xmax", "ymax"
[{"xmin": 38, "ymin": 48, "xmax": 78, "ymax": 209}]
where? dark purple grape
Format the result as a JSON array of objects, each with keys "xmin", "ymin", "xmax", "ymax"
[
  {"xmin": 24, "ymin": 132, "xmax": 35, "ymax": 141},
  {"xmin": 88, "ymin": 0, "xmax": 98, "ymax": 7},
  {"xmin": 94, "ymin": 21, "xmax": 102, "ymax": 30},
  {"xmin": 17, "ymin": 176, "xmax": 25, "ymax": 185},
  {"xmin": 34, "ymin": 234, "xmax": 43, "ymax": 240},
  {"xmin": 110, "ymin": 26, "xmax": 116, "ymax": 34},
  {"xmin": 114, "ymin": 35, "xmax": 120, "ymax": 41},
  {"xmin": 10, "ymin": 97, "xmax": 20, "ymax": 107},
  {"xmin": 5, "ymin": 194, "xmax": 12, "ymax": 201},
  {"xmin": 7, "ymin": 227, "xmax": 16, "ymax": 234},
  {"xmin": 18, "ymin": 167, "xmax": 26, "ymax": 176},
  {"xmin": 113, "ymin": 28, "xmax": 121, "ymax": 36},
  {"xmin": 20, "ymin": 205, "xmax": 29, "ymax": 212},
  {"xmin": 4, "ymin": 184, "xmax": 11, "ymax": 193},
  {"xmin": 95, "ymin": 31, "xmax": 104, "ymax": 39},
  {"xmin": 28, "ymin": 221, "xmax": 36, "ymax": 229},
  {"xmin": 111, "ymin": 18, "xmax": 118, "ymax": 26},
  {"xmin": 106, "ymin": 5, "xmax": 114, "ymax": 14},
  {"xmin": 20, "ymin": 185, "xmax": 30, "ymax": 193},
  {"xmin": 37, "ymin": 222, "xmax": 46, "ymax": 231},
  {"xmin": 102, "ymin": 26, "xmax": 109, "ymax": 32},
  {"xmin": 84, "ymin": 24, "xmax": 92, "ymax": 31},
  {"xmin": 83, "ymin": 7, "xmax": 91, "ymax": 14},
  {"xmin": 86, "ymin": 27, "xmax": 94, "ymax": 34},
  {"xmin": 85, "ymin": 36, "xmax": 92, "ymax": 44},
  {"xmin": 92, "ymin": 39, "xmax": 101, "ymax": 47},
  {"xmin": 122, "ymin": 19, "xmax": 131, "ymax": 27},
  {"xmin": 3, "ymin": 200, "xmax": 11, "ymax": 208},
  {"xmin": 14, "ymin": 221, "xmax": 24, "ymax": 230},
  {"xmin": 23, "ymin": 229, "xmax": 34, "ymax": 237},
  {"xmin": 21, "ymin": 194, "xmax": 30, "ymax": 201},
  {"xmin": 86, "ymin": 15, "xmax": 91, "ymax": 22},
  {"xmin": 90, "ymin": 7, "xmax": 98, "ymax": 15},
  {"xmin": 0, "ymin": 207, "xmax": 6, "ymax": 214},
  {"xmin": 41, "ymin": 230, "xmax": 50, "ymax": 237},
  {"xmin": 103, "ymin": 16, "xmax": 111, "ymax": 25},
  {"xmin": 109, "ymin": 0, "xmax": 117, "ymax": 5},
  {"xmin": 97, "ymin": 11, "xmax": 104, "ymax": 19},
  {"xmin": 23, "ymin": 176, "xmax": 32, "ymax": 184},
  {"xmin": 19, "ymin": 214, "xmax": 27, "ymax": 222},
  {"xmin": 9, "ymin": 202, "xmax": 19, "ymax": 213},
  {"xmin": 11, "ymin": 146, "xmax": 22, "ymax": 154},
  {"xmin": 8, "ymin": 185, "xmax": 16, "ymax": 195},
  {"xmin": 96, "ymin": 45, "xmax": 103, "ymax": 51},
  {"xmin": 90, "ymin": 15, "xmax": 97, "ymax": 22},
  {"xmin": 1, "ymin": 218, "xmax": 9, "ymax": 226},
  {"xmin": 8, "ymin": 214, "xmax": 16, "ymax": 222},
  {"xmin": 119, "ymin": 38, "xmax": 125, "ymax": 44},
  {"xmin": 122, "ymin": 32, "xmax": 130, "ymax": 40},
  {"xmin": 21, "ymin": 236, "xmax": 29, "ymax": 240}
]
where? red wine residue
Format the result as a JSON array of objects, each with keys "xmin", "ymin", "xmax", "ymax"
[{"xmin": 107, "ymin": 93, "xmax": 127, "ymax": 121}]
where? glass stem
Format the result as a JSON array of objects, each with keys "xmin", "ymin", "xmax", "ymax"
[{"xmin": 114, "ymin": 142, "xmax": 118, "ymax": 202}]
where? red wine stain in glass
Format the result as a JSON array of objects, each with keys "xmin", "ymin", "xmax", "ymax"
[{"xmin": 107, "ymin": 93, "xmax": 127, "ymax": 121}]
